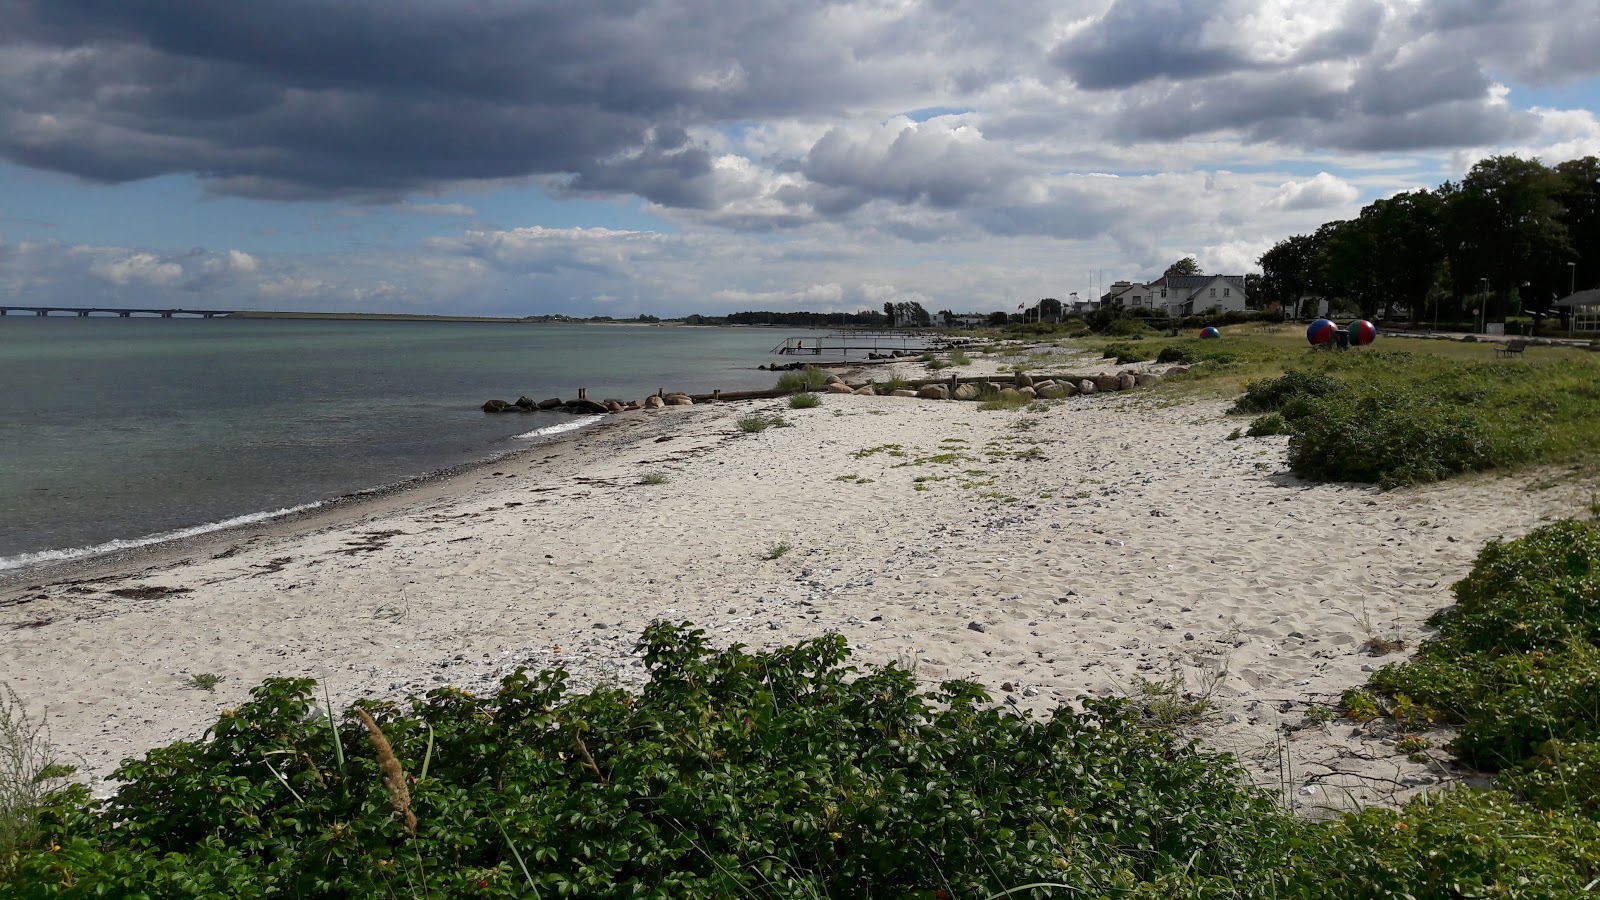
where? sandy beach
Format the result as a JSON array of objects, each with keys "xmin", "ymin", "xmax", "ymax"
[{"xmin": 1, "ymin": 351, "xmax": 1590, "ymax": 815}]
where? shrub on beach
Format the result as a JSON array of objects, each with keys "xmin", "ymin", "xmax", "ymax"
[
  {"xmin": 1100, "ymin": 342, "xmax": 1152, "ymax": 364},
  {"xmin": 11, "ymin": 624, "xmax": 1315, "ymax": 898},
  {"xmin": 1366, "ymin": 520, "xmax": 1600, "ymax": 768},
  {"xmin": 1286, "ymin": 393, "xmax": 1504, "ymax": 487},
  {"xmin": 774, "ymin": 366, "xmax": 830, "ymax": 393},
  {"xmin": 787, "ymin": 392, "xmax": 821, "ymax": 409},
  {"xmin": 12, "ymin": 619, "xmax": 1600, "ymax": 896},
  {"xmin": 1230, "ymin": 369, "xmax": 1343, "ymax": 415},
  {"xmin": 1098, "ymin": 317, "xmax": 1151, "ymax": 338}
]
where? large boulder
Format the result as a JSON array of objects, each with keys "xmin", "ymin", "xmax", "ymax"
[
  {"xmin": 953, "ymin": 383, "xmax": 980, "ymax": 401},
  {"xmin": 1014, "ymin": 371, "xmax": 1035, "ymax": 388},
  {"xmin": 1135, "ymin": 373, "xmax": 1161, "ymax": 387},
  {"xmin": 1017, "ymin": 386, "xmax": 1037, "ymax": 399},
  {"xmin": 1033, "ymin": 380, "xmax": 1057, "ymax": 393},
  {"xmin": 1078, "ymin": 379, "xmax": 1096, "ymax": 395},
  {"xmin": 825, "ymin": 374, "xmax": 845, "ymax": 385},
  {"xmin": 568, "ymin": 399, "xmax": 610, "ymax": 414},
  {"xmin": 482, "ymin": 399, "xmax": 510, "ymax": 412},
  {"xmin": 826, "ymin": 383, "xmax": 854, "ymax": 394},
  {"xmin": 605, "ymin": 400, "xmax": 625, "ymax": 412},
  {"xmin": 664, "ymin": 393, "xmax": 694, "ymax": 406},
  {"xmin": 1094, "ymin": 374, "xmax": 1121, "ymax": 393},
  {"xmin": 1046, "ymin": 381, "xmax": 1079, "ymax": 398},
  {"xmin": 644, "ymin": 395, "xmax": 666, "ymax": 409},
  {"xmin": 1119, "ymin": 373, "xmax": 1137, "ymax": 391},
  {"xmin": 916, "ymin": 384, "xmax": 949, "ymax": 400},
  {"xmin": 538, "ymin": 398, "xmax": 563, "ymax": 410},
  {"xmin": 999, "ymin": 387, "xmax": 1024, "ymax": 401},
  {"xmin": 514, "ymin": 396, "xmax": 537, "ymax": 410},
  {"xmin": 1165, "ymin": 366, "xmax": 1189, "ymax": 376},
  {"xmin": 891, "ymin": 389, "xmax": 918, "ymax": 398},
  {"xmin": 854, "ymin": 384, "xmax": 877, "ymax": 395}
]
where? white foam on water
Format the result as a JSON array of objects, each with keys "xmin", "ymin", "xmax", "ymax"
[
  {"xmin": 0, "ymin": 501, "xmax": 325, "ymax": 573},
  {"xmin": 513, "ymin": 417, "xmax": 599, "ymax": 440}
]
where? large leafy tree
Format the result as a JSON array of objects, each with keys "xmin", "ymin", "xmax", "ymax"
[
  {"xmin": 1447, "ymin": 156, "xmax": 1569, "ymax": 321},
  {"xmin": 1258, "ymin": 231, "xmax": 1333, "ymax": 316},
  {"xmin": 1164, "ymin": 257, "xmax": 1203, "ymax": 277},
  {"xmin": 1555, "ymin": 156, "xmax": 1600, "ymax": 297}
]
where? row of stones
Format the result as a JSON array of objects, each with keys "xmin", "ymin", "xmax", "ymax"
[{"xmin": 821, "ymin": 368, "xmax": 1174, "ymax": 400}]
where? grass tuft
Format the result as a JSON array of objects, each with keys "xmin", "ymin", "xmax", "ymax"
[
  {"xmin": 788, "ymin": 392, "xmax": 821, "ymax": 410},
  {"xmin": 185, "ymin": 673, "xmax": 225, "ymax": 692},
  {"xmin": 774, "ymin": 366, "xmax": 830, "ymax": 393}
]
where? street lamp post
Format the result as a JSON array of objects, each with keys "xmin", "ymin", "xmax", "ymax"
[
  {"xmin": 1569, "ymin": 262, "xmax": 1578, "ymax": 336},
  {"xmin": 1479, "ymin": 278, "xmax": 1489, "ymax": 334}
]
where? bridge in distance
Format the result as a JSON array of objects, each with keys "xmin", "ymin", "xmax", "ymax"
[{"xmin": 0, "ymin": 306, "xmax": 233, "ymax": 318}]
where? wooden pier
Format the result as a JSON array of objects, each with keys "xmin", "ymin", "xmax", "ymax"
[{"xmin": 769, "ymin": 330, "xmax": 972, "ymax": 357}]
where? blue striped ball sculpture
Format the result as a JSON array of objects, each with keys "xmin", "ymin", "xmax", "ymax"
[{"xmin": 1306, "ymin": 318, "xmax": 1336, "ymax": 345}]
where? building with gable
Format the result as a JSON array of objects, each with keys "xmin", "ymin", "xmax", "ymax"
[{"xmin": 1102, "ymin": 274, "xmax": 1250, "ymax": 316}]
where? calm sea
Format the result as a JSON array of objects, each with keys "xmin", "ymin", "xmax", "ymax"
[{"xmin": 0, "ymin": 318, "xmax": 829, "ymax": 571}]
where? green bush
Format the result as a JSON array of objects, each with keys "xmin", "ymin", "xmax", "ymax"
[
  {"xmin": 1286, "ymin": 394, "xmax": 1505, "ymax": 488},
  {"xmin": 1304, "ymin": 788, "xmax": 1600, "ymax": 898},
  {"xmin": 12, "ymin": 625, "xmax": 1315, "ymax": 898},
  {"xmin": 1246, "ymin": 413, "xmax": 1289, "ymax": 437},
  {"xmin": 1099, "ymin": 317, "xmax": 1151, "ymax": 338},
  {"xmin": 1501, "ymin": 739, "xmax": 1600, "ymax": 817},
  {"xmin": 1230, "ymin": 369, "xmax": 1343, "ymax": 415},
  {"xmin": 1365, "ymin": 520, "xmax": 1600, "ymax": 769},
  {"xmin": 774, "ymin": 366, "xmax": 830, "ymax": 393},
  {"xmin": 788, "ymin": 392, "xmax": 821, "ymax": 409},
  {"xmin": 1157, "ymin": 345, "xmax": 1194, "ymax": 364},
  {"xmin": 1101, "ymin": 342, "xmax": 1152, "ymax": 364}
]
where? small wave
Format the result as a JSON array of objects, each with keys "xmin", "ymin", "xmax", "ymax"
[
  {"xmin": 513, "ymin": 417, "xmax": 600, "ymax": 440},
  {"xmin": 0, "ymin": 502, "xmax": 325, "ymax": 573}
]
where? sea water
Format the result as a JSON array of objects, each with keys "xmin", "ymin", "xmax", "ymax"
[{"xmin": 0, "ymin": 318, "xmax": 829, "ymax": 570}]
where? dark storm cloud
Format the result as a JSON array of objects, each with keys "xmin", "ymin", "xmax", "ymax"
[
  {"xmin": 1064, "ymin": 0, "xmax": 1559, "ymax": 152},
  {"xmin": 1049, "ymin": 0, "xmax": 1254, "ymax": 90},
  {"xmin": 0, "ymin": 0, "xmax": 1036, "ymax": 203}
]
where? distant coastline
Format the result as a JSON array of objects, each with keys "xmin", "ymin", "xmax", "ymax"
[{"xmin": 230, "ymin": 310, "xmax": 544, "ymax": 323}]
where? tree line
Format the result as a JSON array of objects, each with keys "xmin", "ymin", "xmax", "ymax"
[{"xmin": 1257, "ymin": 155, "xmax": 1600, "ymax": 327}]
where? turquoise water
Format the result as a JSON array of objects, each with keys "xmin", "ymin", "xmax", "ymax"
[{"xmin": 0, "ymin": 318, "xmax": 824, "ymax": 569}]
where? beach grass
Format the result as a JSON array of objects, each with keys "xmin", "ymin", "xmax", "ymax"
[
  {"xmin": 774, "ymin": 366, "xmax": 830, "ymax": 393},
  {"xmin": 0, "ymin": 686, "xmax": 62, "ymax": 881},
  {"xmin": 736, "ymin": 412, "xmax": 788, "ymax": 433},
  {"xmin": 637, "ymin": 472, "xmax": 670, "ymax": 485},
  {"xmin": 788, "ymin": 392, "xmax": 821, "ymax": 410}
]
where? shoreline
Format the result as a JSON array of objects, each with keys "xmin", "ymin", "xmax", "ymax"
[
  {"xmin": 2, "ymin": 349, "xmax": 1588, "ymax": 814},
  {"xmin": 0, "ymin": 412, "xmax": 636, "ymax": 594}
]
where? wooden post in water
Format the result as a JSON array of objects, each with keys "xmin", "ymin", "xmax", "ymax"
[
  {"xmin": 578, "ymin": 388, "xmax": 588, "ymax": 400},
  {"xmin": 713, "ymin": 389, "xmax": 722, "ymax": 402}
]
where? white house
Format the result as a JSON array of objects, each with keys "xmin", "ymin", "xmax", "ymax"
[{"xmin": 1105, "ymin": 275, "xmax": 1249, "ymax": 316}]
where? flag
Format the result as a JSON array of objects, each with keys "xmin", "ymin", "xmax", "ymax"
[{"xmin": 1017, "ymin": 304, "xmax": 1024, "ymax": 310}]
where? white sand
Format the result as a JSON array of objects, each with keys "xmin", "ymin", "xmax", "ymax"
[{"xmin": 0, "ymin": 361, "xmax": 1588, "ymax": 814}]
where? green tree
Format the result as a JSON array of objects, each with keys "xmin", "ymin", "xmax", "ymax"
[
  {"xmin": 1447, "ymin": 156, "xmax": 1569, "ymax": 322},
  {"xmin": 1164, "ymin": 257, "xmax": 1203, "ymax": 277},
  {"xmin": 1258, "ymin": 232, "xmax": 1330, "ymax": 316},
  {"xmin": 1555, "ymin": 156, "xmax": 1600, "ymax": 298}
]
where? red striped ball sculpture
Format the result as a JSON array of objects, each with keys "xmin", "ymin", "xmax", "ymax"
[
  {"xmin": 1348, "ymin": 319, "xmax": 1377, "ymax": 346},
  {"xmin": 1306, "ymin": 318, "xmax": 1337, "ymax": 345},
  {"xmin": 1200, "ymin": 326, "xmax": 1221, "ymax": 339}
]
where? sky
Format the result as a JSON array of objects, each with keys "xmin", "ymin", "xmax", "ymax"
[{"xmin": 2, "ymin": 0, "xmax": 1599, "ymax": 318}]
